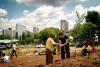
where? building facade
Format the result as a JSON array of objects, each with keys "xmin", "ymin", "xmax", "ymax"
[
  {"xmin": 33, "ymin": 27, "xmax": 39, "ymax": 34},
  {"xmin": 61, "ymin": 20, "xmax": 69, "ymax": 32},
  {"xmin": 3, "ymin": 28, "xmax": 16, "ymax": 37},
  {"xmin": 16, "ymin": 24, "xmax": 26, "ymax": 36}
]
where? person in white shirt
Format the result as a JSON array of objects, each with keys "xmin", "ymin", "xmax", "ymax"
[
  {"xmin": 94, "ymin": 34, "xmax": 99, "ymax": 47},
  {"xmin": 2, "ymin": 53, "xmax": 10, "ymax": 63},
  {"xmin": 11, "ymin": 42, "xmax": 17, "ymax": 58}
]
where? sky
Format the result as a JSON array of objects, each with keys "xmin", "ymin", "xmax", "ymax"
[{"xmin": 0, "ymin": 0, "xmax": 100, "ymax": 31}]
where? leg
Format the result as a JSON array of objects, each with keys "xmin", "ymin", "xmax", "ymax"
[
  {"xmin": 14, "ymin": 50, "xmax": 17, "ymax": 57},
  {"xmin": 65, "ymin": 44, "xmax": 70, "ymax": 58},
  {"xmin": 61, "ymin": 46, "xmax": 65, "ymax": 59},
  {"xmin": 49, "ymin": 51, "xmax": 53, "ymax": 64},
  {"xmin": 46, "ymin": 48, "xmax": 50, "ymax": 65},
  {"xmin": 11, "ymin": 50, "xmax": 14, "ymax": 58},
  {"xmin": 82, "ymin": 49, "xmax": 87, "ymax": 56}
]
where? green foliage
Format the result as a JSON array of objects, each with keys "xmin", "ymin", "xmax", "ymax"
[
  {"xmin": 69, "ymin": 10, "xmax": 100, "ymax": 45},
  {"xmin": 85, "ymin": 11, "xmax": 100, "ymax": 25},
  {"xmin": 15, "ymin": 32, "xmax": 18, "ymax": 39},
  {"xmin": 82, "ymin": 22, "xmax": 96, "ymax": 38},
  {"xmin": 85, "ymin": 11, "xmax": 100, "ymax": 36},
  {"xmin": 69, "ymin": 22, "xmax": 96, "ymax": 43},
  {"xmin": 69, "ymin": 23, "xmax": 83, "ymax": 41},
  {"xmin": 34, "ymin": 27, "xmax": 60, "ymax": 44},
  {"xmin": 0, "ymin": 35, "xmax": 13, "ymax": 40},
  {"xmin": 19, "ymin": 32, "xmax": 34, "ymax": 44}
]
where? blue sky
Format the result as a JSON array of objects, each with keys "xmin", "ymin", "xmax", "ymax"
[
  {"xmin": 0, "ymin": 0, "xmax": 99, "ymax": 19},
  {"xmin": 0, "ymin": 0, "xmax": 36, "ymax": 19},
  {"xmin": 0, "ymin": 0, "xmax": 100, "ymax": 30}
]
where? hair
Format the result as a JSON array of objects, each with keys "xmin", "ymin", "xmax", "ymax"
[
  {"xmin": 49, "ymin": 33, "xmax": 55, "ymax": 38},
  {"xmin": 2, "ymin": 53, "xmax": 5, "ymax": 57},
  {"xmin": 59, "ymin": 31, "xmax": 64, "ymax": 36},
  {"xmin": 84, "ymin": 41, "xmax": 88, "ymax": 47},
  {"xmin": 14, "ymin": 42, "xmax": 16, "ymax": 44}
]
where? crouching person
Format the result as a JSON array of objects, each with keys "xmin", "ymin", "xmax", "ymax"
[
  {"xmin": 82, "ymin": 41, "xmax": 91, "ymax": 56},
  {"xmin": 2, "ymin": 53, "xmax": 10, "ymax": 63}
]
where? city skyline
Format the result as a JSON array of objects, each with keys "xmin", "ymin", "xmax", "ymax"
[{"xmin": 0, "ymin": 0, "xmax": 100, "ymax": 30}]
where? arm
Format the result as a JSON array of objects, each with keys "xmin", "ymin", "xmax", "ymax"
[
  {"xmin": 58, "ymin": 40, "xmax": 62, "ymax": 46},
  {"xmin": 64, "ymin": 39, "xmax": 69, "ymax": 45}
]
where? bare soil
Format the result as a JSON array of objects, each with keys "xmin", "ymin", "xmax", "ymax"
[{"xmin": 0, "ymin": 48, "xmax": 100, "ymax": 67}]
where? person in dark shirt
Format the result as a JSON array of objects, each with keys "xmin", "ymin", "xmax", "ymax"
[{"xmin": 58, "ymin": 31, "xmax": 70, "ymax": 59}]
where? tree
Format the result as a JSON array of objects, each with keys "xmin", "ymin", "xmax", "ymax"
[
  {"xmin": 22, "ymin": 32, "xmax": 26, "ymax": 40},
  {"xmin": 34, "ymin": 27, "xmax": 60, "ymax": 44},
  {"xmin": 15, "ymin": 32, "xmax": 18, "ymax": 39},
  {"xmin": 69, "ymin": 22, "xmax": 96, "ymax": 44},
  {"xmin": 85, "ymin": 11, "xmax": 100, "ymax": 37},
  {"xmin": 0, "ymin": 35, "xmax": 13, "ymax": 40},
  {"xmin": 26, "ymin": 32, "xmax": 34, "ymax": 43},
  {"xmin": 69, "ymin": 23, "xmax": 84, "ymax": 41}
]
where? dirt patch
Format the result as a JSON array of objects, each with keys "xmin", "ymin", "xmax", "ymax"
[{"xmin": 0, "ymin": 48, "xmax": 100, "ymax": 67}]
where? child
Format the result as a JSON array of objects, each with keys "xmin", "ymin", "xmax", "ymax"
[
  {"xmin": 11, "ymin": 42, "xmax": 17, "ymax": 58},
  {"xmin": 2, "ymin": 53, "xmax": 10, "ymax": 63}
]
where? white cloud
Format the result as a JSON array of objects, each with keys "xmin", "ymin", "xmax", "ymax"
[
  {"xmin": 10, "ymin": 4, "xmax": 100, "ymax": 31},
  {"xmin": 23, "ymin": 10, "xmax": 29, "ymax": 15},
  {"xmin": 0, "ymin": 9, "xmax": 7, "ymax": 16},
  {"xmin": 11, "ymin": 6, "xmax": 66, "ymax": 30},
  {"xmin": 76, "ymin": 0, "xmax": 88, "ymax": 2},
  {"xmin": 10, "ymin": 5, "xmax": 82, "ymax": 30},
  {"xmin": 89, "ymin": 5, "xmax": 100, "ymax": 13},
  {"xmin": 0, "ymin": 18, "xmax": 16, "ymax": 30},
  {"xmin": 16, "ymin": 0, "xmax": 68, "ymax": 7}
]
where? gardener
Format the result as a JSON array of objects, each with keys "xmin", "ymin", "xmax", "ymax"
[{"xmin": 45, "ymin": 33, "xmax": 56, "ymax": 66}]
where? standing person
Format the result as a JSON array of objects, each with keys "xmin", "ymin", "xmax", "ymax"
[
  {"xmin": 11, "ymin": 42, "xmax": 17, "ymax": 58},
  {"xmin": 94, "ymin": 34, "xmax": 99, "ymax": 48},
  {"xmin": 45, "ymin": 34, "xmax": 56, "ymax": 66},
  {"xmin": 58, "ymin": 31, "xmax": 70, "ymax": 59}
]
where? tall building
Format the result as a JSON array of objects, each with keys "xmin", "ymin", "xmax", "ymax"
[
  {"xmin": 16, "ymin": 24, "xmax": 26, "ymax": 36},
  {"xmin": 33, "ymin": 27, "xmax": 39, "ymax": 34},
  {"xmin": 16, "ymin": 24, "xmax": 33, "ymax": 36},
  {"xmin": 3, "ymin": 28, "xmax": 16, "ymax": 37},
  {"xmin": 61, "ymin": 20, "xmax": 69, "ymax": 32}
]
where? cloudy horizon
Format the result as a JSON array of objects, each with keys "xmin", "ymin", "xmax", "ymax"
[{"xmin": 0, "ymin": 0, "xmax": 100, "ymax": 31}]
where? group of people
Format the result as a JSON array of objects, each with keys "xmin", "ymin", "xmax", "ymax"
[
  {"xmin": 0, "ymin": 42, "xmax": 17, "ymax": 63},
  {"xmin": 45, "ymin": 31, "xmax": 70, "ymax": 66},
  {"xmin": 45, "ymin": 31, "xmax": 99, "ymax": 66}
]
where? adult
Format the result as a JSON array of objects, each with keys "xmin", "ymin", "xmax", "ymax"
[
  {"xmin": 45, "ymin": 34, "xmax": 56, "ymax": 66},
  {"xmin": 11, "ymin": 42, "xmax": 17, "ymax": 58},
  {"xmin": 58, "ymin": 31, "xmax": 70, "ymax": 59},
  {"xmin": 94, "ymin": 34, "xmax": 99, "ymax": 47},
  {"xmin": 82, "ymin": 41, "xmax": 91, "ymax": 56}
]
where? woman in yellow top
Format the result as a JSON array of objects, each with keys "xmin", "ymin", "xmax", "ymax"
[{"xmin": 45, "ymin": 34, "xmax": 56, "ymax": 66}]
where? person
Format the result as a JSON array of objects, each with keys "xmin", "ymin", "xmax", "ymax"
[
  {"xmin": 45, "ymin": 33, "xmax": 56, "ymax": 66},
  {"xmin": 82, "ymin": 41, "xmax": 91, "ymax": 56},
  {"xmin": 11, "ymin": 42, "xmax": 17, "ymax": 58},
  {"xmin": 94, "ymin": 34, "xmax": 99, "ymax": 48},
  {"xmin": 58, "ymin": 31, "xmax": 70, "ymax": 59},
  {"xmin": 2, "ymin": 53, "xmax": 10, "ymax": 63},
  {"xmin": 0, "ymin": 50, "xmax": 2, "ymax": 57}
]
